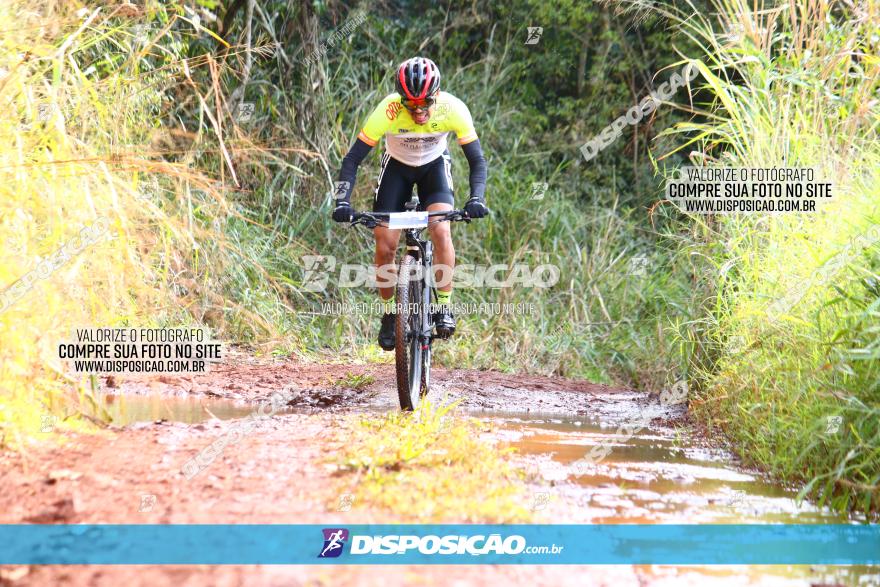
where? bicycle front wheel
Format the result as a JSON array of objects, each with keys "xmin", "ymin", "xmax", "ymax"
[{"xmin": 395, "ymin": 253, "xmax": 424, "ymax": 410}]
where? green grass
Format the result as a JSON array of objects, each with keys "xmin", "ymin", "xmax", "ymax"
[
  {"xmin": 333, "ymin": 372, "xmax": 376, "ymax": 389},
  {"xmin": 332, "ymin": 401, "xmax": 533, "ymax": 522},
  {"xmin": 640, "ymin": 0, "xmax": 880, "ymax": 516},
  {"xmin": 0, "ymin": 2, "xmax": 288, "ymax": 443}
]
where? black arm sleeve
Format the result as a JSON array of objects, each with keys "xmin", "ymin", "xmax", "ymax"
[
  {"xmin": 461, "ymin": 139, "xmax": 487, "ymax": 200},
  {"xmin": 335, "ymin": 138, "xmax": 373, "ymax": 203}
]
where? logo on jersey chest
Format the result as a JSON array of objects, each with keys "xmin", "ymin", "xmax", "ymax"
[{"xmin": 385, "ymin": 102, "xmax": 403, "ymax": 120}]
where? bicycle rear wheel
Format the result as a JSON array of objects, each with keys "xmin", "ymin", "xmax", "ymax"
[{"xmin": 395, "ymin": 253, "xmax": 424, "ymax": 410}]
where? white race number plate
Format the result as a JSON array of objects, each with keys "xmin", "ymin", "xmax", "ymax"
[{"xmin": 387, "ymin": 211, "xmax": 429, "ymax": 229}]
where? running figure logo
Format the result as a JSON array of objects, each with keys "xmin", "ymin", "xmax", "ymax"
[{"xmin": 318, "ymin": 528, "xmax": 349, "ymax": 558}]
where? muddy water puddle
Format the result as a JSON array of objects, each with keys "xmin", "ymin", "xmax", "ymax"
[
  {"xmin": 99, "ymin": 392, "xmax": 859, "ymax": 526},
  {"xmin": 478, "ymin": 409, "xmax": 859, "ymax": 524},
  {"xmin": 473, "ymin": 409, "xmax": 878, "ymax": 587}
]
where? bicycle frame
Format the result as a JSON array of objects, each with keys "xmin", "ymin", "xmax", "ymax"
[{"xmin": 349, "ymin": 201, "xmax": 469, "ymax": 409}]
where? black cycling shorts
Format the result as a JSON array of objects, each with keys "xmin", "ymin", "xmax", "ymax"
[{"xmin": 373, "ymin": 152, "xmax": 455, "ymax": 212}]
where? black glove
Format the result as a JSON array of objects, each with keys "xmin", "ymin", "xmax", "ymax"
[
  {"xmin": 464, "ymin": 196, "xmax": 489, "ymax": 219},
  {"xmin": 332, "ymin": 200, "xmax": 353, "ymax": 223}
]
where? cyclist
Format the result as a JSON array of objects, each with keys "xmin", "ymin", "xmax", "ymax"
[{"xmin": 331, "ymin": 56, "xmax": 488, "ymax": 351}]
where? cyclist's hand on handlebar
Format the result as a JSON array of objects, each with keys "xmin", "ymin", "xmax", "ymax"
[
  {"xmin": 464, "ymin": 196, "xmax": 489, "ymax": 219},
  {"xmin": 332, "ymin": 200, "xmax": 353, "ymax": 223}
]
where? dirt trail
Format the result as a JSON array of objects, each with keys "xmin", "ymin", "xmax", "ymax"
[
  {"xmin": 109, "ymin": 352, "xmax": 623, "ymax": 412},
  {"xmin": 1, "ymin": 355, "xmax": 631, "ymax": 526},
  {"xmin": 0, "ymin": 355, "xmax": 865, "ymax": 586}
]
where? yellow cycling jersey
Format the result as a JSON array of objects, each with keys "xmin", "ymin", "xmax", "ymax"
[{"xmin": 357, "ymin": 91, "xmax": 478, "ymax": 167}]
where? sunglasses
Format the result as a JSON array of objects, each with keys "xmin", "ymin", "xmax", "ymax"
[{"xmin": 401, "ymin": 97, "xmax": 436, "ymax": 111}]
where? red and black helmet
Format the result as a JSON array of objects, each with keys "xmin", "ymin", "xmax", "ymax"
[{"xmin": 395, "ymin": 57, "xmax": 440, "ymax": 103}]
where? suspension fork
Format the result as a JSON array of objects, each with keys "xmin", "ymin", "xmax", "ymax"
[
  {"xmin": 404, "ymin": 230, "xmax": 433, "ymax": 348},
  {"xmin": 420, "ymin": 239, "xmax": 434, "ymax": 347}
]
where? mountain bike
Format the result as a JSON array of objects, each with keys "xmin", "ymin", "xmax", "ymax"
[{"xmin": 350, "ymin": 198, "xmax": 470, "ymax": 410}]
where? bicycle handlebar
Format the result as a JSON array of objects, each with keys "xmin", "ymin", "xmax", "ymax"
[{"xmin": 350, "ymin": 209, "xmax": 471, "ymax": 228}]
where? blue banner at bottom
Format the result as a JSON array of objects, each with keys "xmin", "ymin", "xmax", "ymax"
[{"xmin": 1, "ymin": 524, "xmax": 878, "ymax": 565}]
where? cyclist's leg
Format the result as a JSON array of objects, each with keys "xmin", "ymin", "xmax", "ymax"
[
  {"xmin": 373, "ymin": 155, "xmax": 416, "ymax": 349},
  {"xmin": 416, "ymin": 152, "xmax": 456, "ymax": 296},
  {"xmin": 373, "ymin": 155, "xmax": 415, "ymax": 299},
  {"xmin": 417, "ymin": 153, "xmax": 456, "ymax": 335}
]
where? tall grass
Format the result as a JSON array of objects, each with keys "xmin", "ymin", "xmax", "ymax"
[
  {"xmin": 639, "ymin": 0, "xmax": 879, "ymax": 515},
  {"xmin": 0, "ymin": 2, "xmax": 278, "ymax": 445}
]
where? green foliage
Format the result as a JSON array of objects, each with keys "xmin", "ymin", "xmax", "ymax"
[
  {"xmin": 334, "ymin": 371, "xmax": 375, "ymax": 389},
  {"xmin": 0, "ymin": 1, "xmax": 237, "ymax": 445},
  {"xmin": 650, "ymin": 0, "xmax": 879, "ymax": 516},
  {"xmin": 205, "ymin": 0, "xmax": 694, "ymax": 384}
]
